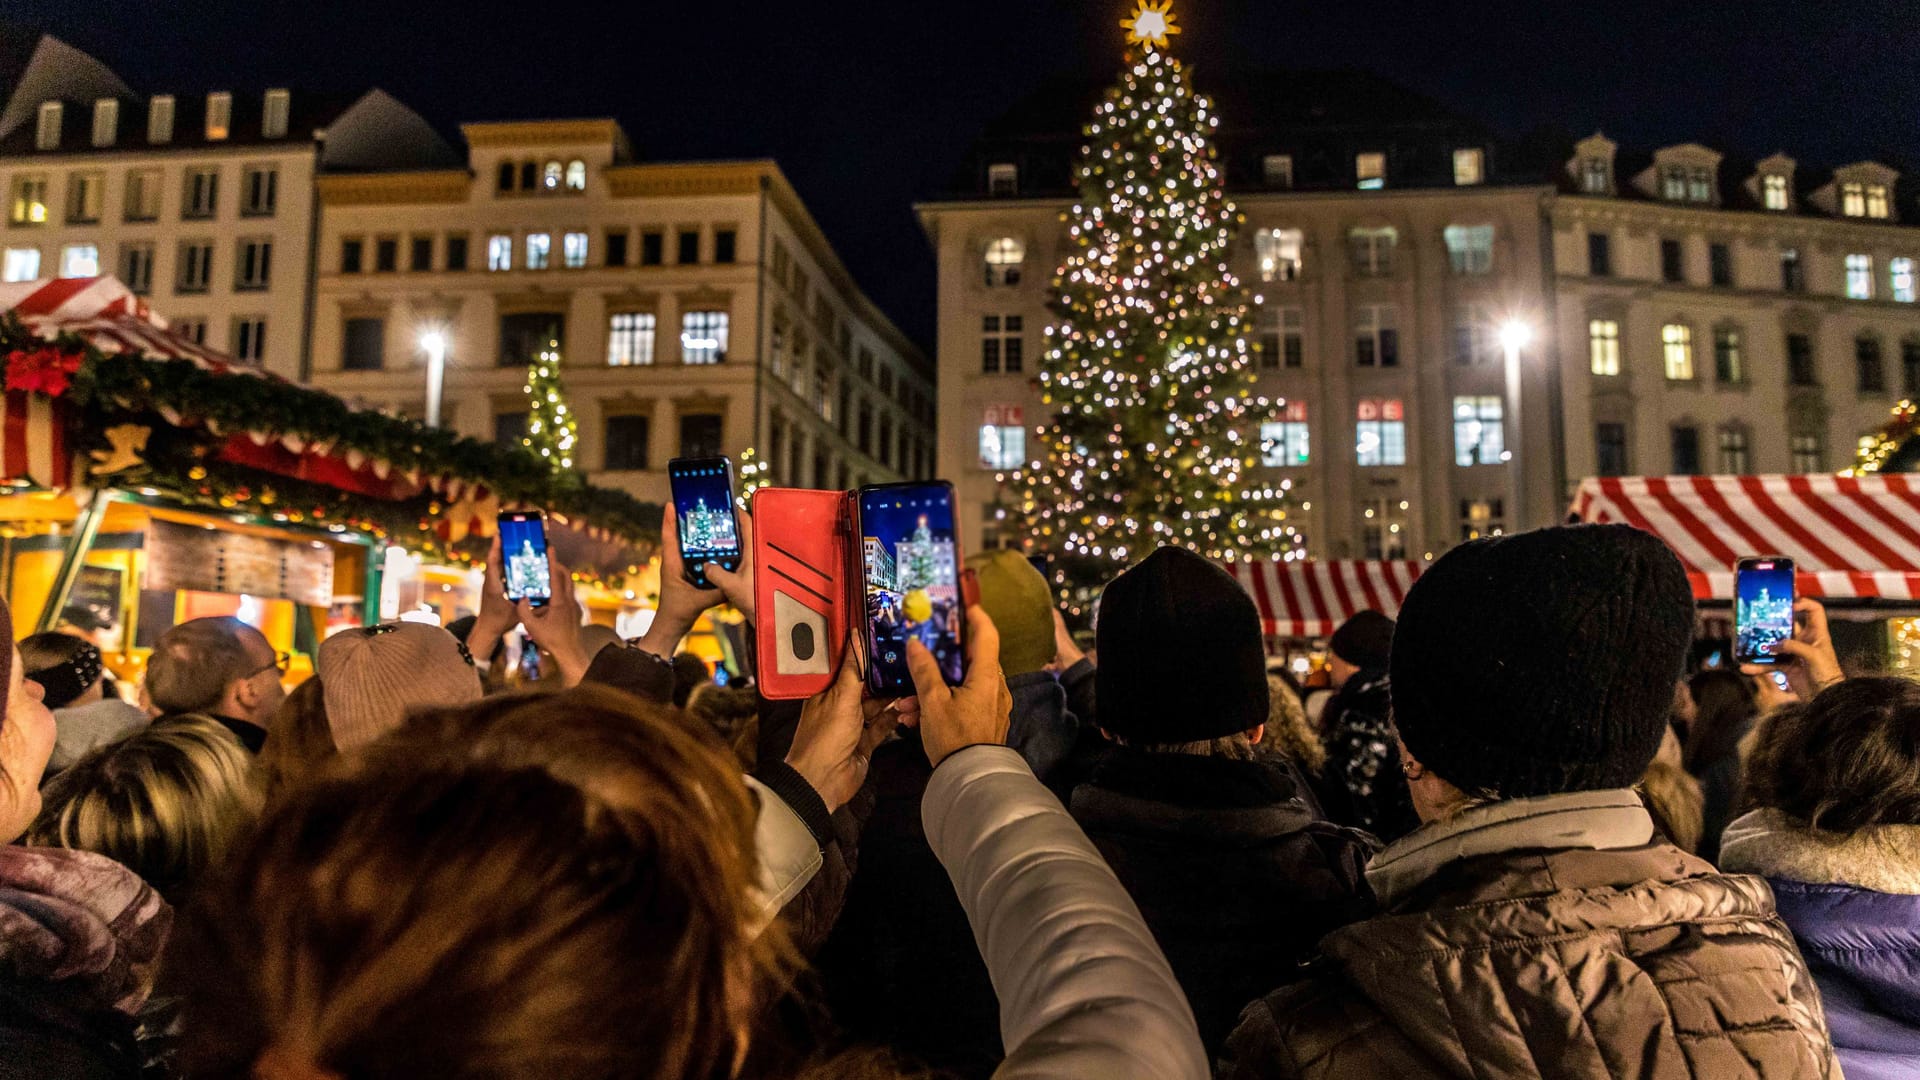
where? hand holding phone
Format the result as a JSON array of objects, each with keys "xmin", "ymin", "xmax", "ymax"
[
  {"xmin": 1740, "ymin": 596, "xmax": 1844, "ymax": 700},
  {"xmin": 1733, "ymin": 557, "xmax": 1795, "ymax": 666},
  {"xmin": 667, "ymin": 457, "xmax": 742, "ymax": 589},
  {"xmin": 497, "ymin": 511, "xmax": 552, "ymax": 608},
  {"xmin": 855, "ymin": 482, "xmax": 966, "ymax": 696},
  {"xmin": 901, "ymin": 605, "xmax": 1011, "ymax": 769}
]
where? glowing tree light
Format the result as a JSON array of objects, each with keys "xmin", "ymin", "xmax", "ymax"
[
  {"xmin": 522, "ymin": 336, "xmax": 578, "ymax": 471},
  {"xmin": 1013, "ymin": 0, "xmax": 1291, "ymax": 596}
]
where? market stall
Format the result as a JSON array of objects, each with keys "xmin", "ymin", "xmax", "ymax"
[{"xmin": 0, "ymin": 276, "xmax": 668, "ymax": 684}]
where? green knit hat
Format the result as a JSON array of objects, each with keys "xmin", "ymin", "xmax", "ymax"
[{"xmin": 963, "ymin": 550, "xmax": 1055, "ymax": 677}]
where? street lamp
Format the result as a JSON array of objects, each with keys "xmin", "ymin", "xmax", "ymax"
[
  {"xmin": 1499, "ymin": 318, "xmax": 1534, "ymax": 530},
  {"xmin": 419, "ymin": 328, "xmax": 448, "ymax": 429}
]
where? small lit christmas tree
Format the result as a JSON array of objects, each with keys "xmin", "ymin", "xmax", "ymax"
[
  {"xmin": 522, "ymin": 336, "xmax": 577, "ymax": 471},
  {"xmin": 1012, "ymin": 0, "xmax": 1291, "ymax": 596}
]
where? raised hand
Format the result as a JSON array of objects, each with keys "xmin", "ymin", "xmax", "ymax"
[
  {"xmin": 905, "ymin": 606, "xmax": 1011, "ymax": 769},
  {"xmin": 787, "ymin": 636, "xmax": 903, "ymax": 812}
]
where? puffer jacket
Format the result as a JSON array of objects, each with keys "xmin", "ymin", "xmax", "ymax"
[
  {"xmin": 1721, "ymin": 809, "xmax": 1920, "ymax": 1080},
  {"xmin": 1221, "ymin": 790, "xmax": 1839, "ymax": 1080}
]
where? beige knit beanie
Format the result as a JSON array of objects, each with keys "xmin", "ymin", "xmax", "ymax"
[{"xmin": 318, "ymin": 623, "xmax": 483, "ymax": 751}]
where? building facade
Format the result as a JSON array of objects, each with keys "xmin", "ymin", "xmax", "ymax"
[
  {"xmin": 308, "ymin": 120, "xmax": 932, "ymax": 504},
  {"xmin": 923, "ymin": 72, "xmax": 1920, "ymax": 560}
]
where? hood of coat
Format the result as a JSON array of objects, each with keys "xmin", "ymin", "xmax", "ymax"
[
  {"xmin": 1721, "ymin": 808, "xmax": 1920, "ymax": 894},
  {"xmin": 1317, "ymin": 795, "xmax": 1833, "ymax": 1077},
  {"xmin": 1073, "ymin": 745, "xmax": 1313, "ymax": 841},
  {"xmin": 0, "ymin": 845, "xmax": 170, "ymax": 1019}
]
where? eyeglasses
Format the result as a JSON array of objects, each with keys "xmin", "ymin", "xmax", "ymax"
[{"xmin": 246, "ymin": 652, "xmax": 292, "ymax": 679}]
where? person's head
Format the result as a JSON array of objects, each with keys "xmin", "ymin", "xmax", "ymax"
[
  {"xmin": 147, "ymin": 616, "xmax": 285, "ymax": 726},
  {"xmin": 28, "ymin": 716, "xmax": 260, "ymax": 903},
  {"xmin": 317, "ymin": 623, "xmax": 482, "ymax": 752},
  {"xmin": 1261, "ymin": 674, "xmax": 1327, "ymax": 775},
  {"xmin": 1682, "ymin": 668, "xmax": 1760, "ymax": 774},
  {"xmin": 1095, "ymin": 546, "xmax": 1269, "ymax": 753},
  {"xmin": 1327, "ymin": 610, "xmax": 1394, "ymax": 687},
  {"xmin": 177, "ymin": 685, "xmax": 791, "ymax": 1080},
  {"xmin": 258, "ymin": 676, "xmax": 335, "ymax": 804},
  {"xmin": 1391, "ymin": 524, "xmax": 1695, "ymax": 822},
  {"xmin": 1744, "ymin": 677, "xmax": 1920, "ymax": 832},
  {"xmin": 0, "ymin": 600, "xmax": 57, "ymax": 844},
  {"xmin": 1638, "ymin": 726, "xmax": 1704, "ymax": 853},
  {"xmin": 962, "ymin": 551, "xmax": 1054, "ymax": 677},
  {"xmin": 578, "ymin": 623, "xmax": 622, "ymax": 663},
  {"xmin": 670, "ymin": 652, "xmax": 711, "ymax": 709},
  {"xmin": 20, "ymin": 630, "xmax": 106, "ymax": 708}
]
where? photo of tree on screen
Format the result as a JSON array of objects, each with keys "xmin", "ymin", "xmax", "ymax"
[
  {"xmin": 860, "ymin": 485, "xmax": 962, "ymax": 693},
  {"xmin": 498, "ymin": 513, "xmax": 552, "ymax": 605}
]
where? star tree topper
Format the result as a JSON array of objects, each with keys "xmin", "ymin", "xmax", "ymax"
[{"xmin": 1122, "ymin": 0, "xmax": 1180, "ymax": 48}]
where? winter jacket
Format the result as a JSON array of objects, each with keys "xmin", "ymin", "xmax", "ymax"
[
  {"xmin": 0, "ymin": 846, "xmax": 171, "ymax": 1080},
  {"xmin": 1721, "ymin": 809, "xmax": 1920, "ymax": 1080},
  {"xmin": 927, "ymin": 745, "xmax": 1208, "ymax": 1079},
  {"xmin": 1319, "ymin": 669, "xmax": 1418, "ymax": 841},
  {"xmin": 1005, "ymin": 670, "xmax": 1077, "ymax": 786},
  {"xmin": 1068, "ymin": 747, "xmax": 1376, "ymax": 1054},
  {"xmin": 1221, "ymin": 789, "xmax": 1839, "ymax": 1080}
]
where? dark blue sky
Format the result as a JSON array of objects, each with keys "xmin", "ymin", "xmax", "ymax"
[{"xmin": 8, "ymin": 0, "xmax": 1916, "ymax": 347}]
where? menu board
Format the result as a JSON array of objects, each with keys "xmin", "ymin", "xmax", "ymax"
[{"xmin": 146, "ymin": 521, "xmax": 336, "ymax": 606}]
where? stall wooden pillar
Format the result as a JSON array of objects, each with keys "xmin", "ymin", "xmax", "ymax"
[{"xmin": 36, "ymin": 490, "xmax": 111, "ymax": 633}]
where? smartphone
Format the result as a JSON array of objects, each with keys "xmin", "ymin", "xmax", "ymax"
[
  {"xmin": 497, "ymin": 510, "xmax": 552, "ymax": 608},
  {"xmin": 668, "ymin": 457, "xmax": 742, "ymax": 589},
  {"xmin": 856, "ymin": 481, "xmax": 965, "ymax": 695},
  {"xmin": 1733, "ymin": 556, "xmax": 1796, "ymax": 665}
]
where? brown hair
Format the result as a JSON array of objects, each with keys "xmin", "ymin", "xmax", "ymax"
[
  {"xmin": 1262, "ymin": 674, "xmax": 1328, "ymax": 775},
  {"xmin": 1743, "ymin": 676, "xmax": 1920, "ymax": 832},
  {"xmin": 28, "ymin": 715, "xmax": 262, "ymax": 902},
  {"xmin": 146, "ymin": 616, "xmax": 261, "ymax": 715},
  {"xmin": 257, "ymin": 677, "xmax": 335, "ymax": 805},
  {"xmin": 176, "ymin": 685, "xmax": 795, "ymax": 1080},
  {"xmin": 1637, "ymin": 726, "xmax": 1704, "ymax": 853},
  {"xmin": 1683, "ymin": 669, "xmax": 1758, "ymax": 775}
]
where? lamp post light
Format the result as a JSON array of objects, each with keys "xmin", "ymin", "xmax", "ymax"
[
  {"xmin": 419, "ymin": 329, "xmax": 448, "ymax": 429},
  {"xmin": 1499, "ymin": 318, "xmax": 1534, "ymax": 531}
]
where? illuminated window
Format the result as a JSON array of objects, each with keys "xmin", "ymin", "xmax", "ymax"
[
  {"xmin": 1688, "ymin": 167, "xmax": 1712, "ymax": 202},
  {"xmin": 1459, "ymin": 497, "xmax": 1505, "ymax": 541},
  {"xmin": 1847, "ymin": 253, "xmax": 1873, "ymax": 299},
  {"xmin": 1254, "ymin": 227, "xmax": 1303, "ymax": 281},
  {"xmin": 984, "ymin": 236, "xmax": 1025, "ymax": 286},
  {"xmin": 8, "ymin": 176, "xmax": 46, "ymax": 226},
  {"xmin": 525, "ymin": 233, "xmax": 550, "ymax": 270},
  {"xmin": 565, "ymin": 159, "xmax": 586, "ymax": 191},
  {"xmin": 2, "ymin": 248, "xmax": 40, "ymax": 282},
  {"xmin": 1355, "ymin": 398, "xmax": 1406, "ymax": 467},
  {"xmin": 1661, "ymin": 166, "xmax": 1687, "ymax": 201},
  {"xmin": 607, "ymin": 313, "xmax": 656, "ymax": 366},
  {"xmin": 1443, "ymin": 224, "xmax": 1493, "ymax": 275},
  {"xmin": 1662, "ymin": 323, "xmax": 1695, "ymax": 380},
  {"xmin": 262, "ymin": 89, "xmax": 290, "ymax": 139},
  {"xmin": 1260, "ymin": 402, "xmax": 1310, "ymax": 467},
  {"xmin": 1892, "ymin": 257, "xmax": 1915, "ymax": 302},
  {"xmin": 979, "ymin": 410, "xmax": 1025, "ymax": 470},
  {"xmin": 680, "ymin": 310, "xmax": 729, "ymax": 364},
  {"xmin": 1763, "ymin": 174, "xmax": 1789, "ymax": 210},
  {"xmin": 1354, "ymin": 305, "xmax": 1398, "ymax": 367},
  {"xmin": 1349, "ymin": 227, "xmax": 1395, "ymax": 275},
  {"xmin": 1355, "ymin": 152, "xmax": 1386, "ymax": 189},
  {"xmin": 1866, "ymin": 184, "xmax": 1890, "ymax": 219},
  {"xmin": 91, "ymin": 99, "xmax": 117, "ymax": 147},
  {"xmin": 562, "ymin": 231, "xmax": 588, "ymax": 268},
  {"xmin": 1453, "ymin": 148, "xmax": 1484, "ymax": 186},
  {"xmin": 1452, "ymin": 396, "xmax": 1504, "ymax": 466},
  {"xmin": 204, "ymin": 92, "xmax": 231, "ymax": 140},
  {"xmin": 35, "ymin": 102, "xmax": 61, "ymax": 150},
  {"xmin": 1581, "ymin": 157, "xmax": 1611, "ymax": 194},
  {"xmin": 147, "ymin": 95, "xmax": 174, "ymax": 144},
  {"xmin": 1718, "ymin": 427, "xmax": 1750, "ymax": 474},
  {"xmin": 542, "ymin": 161, "xmax": 562, "ymax": 191},
  {"xmin": 1589, "ymin": 319, "xmax": 1621, "ymax": 376},
  {"xmin": 487, "ymin": 234, "xmax": 512, "ymax": 271}
]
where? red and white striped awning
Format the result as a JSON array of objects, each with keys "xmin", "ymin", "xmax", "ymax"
[
  {"xmin": 1227, "ymin": 559, "xmax": 1425, "ymax": 638},
  {"xmin": 1571, "ymin": 475, "xmax": 1920, "ymax": 601},
  {"xmin": 0, "ymin": 276, "xmax": 255, "ymax": 372}
]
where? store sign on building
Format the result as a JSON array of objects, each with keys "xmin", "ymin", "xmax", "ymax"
[{"xmin": 145, "ymin": 521, "xmax": 336, "ymax": 606}]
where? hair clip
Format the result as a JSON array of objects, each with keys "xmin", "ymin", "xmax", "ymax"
[
  {"xmin": 362, "ymin": 623, "xmax": 401, "ymax": 637},
  {"xmin": 455, "ymin": 640, "xmax": 476, "ymax": 667}
]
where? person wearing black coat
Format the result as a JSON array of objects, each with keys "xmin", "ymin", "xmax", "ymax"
[
  {"xmin": 1070, "ymin": 548, "xmax": 1377, "ymax": 1055},
  {"xmin": 1319, "ymin": 610, "xmax": 1420, "ymax": 842}
]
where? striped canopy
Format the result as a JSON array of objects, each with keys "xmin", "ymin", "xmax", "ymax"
[
  {"xmin": 1226, "ymin": 559, "xmax": 1424, "ymax": 638},
  {"xmin": 0, "ymin": 276, "xmax": 254, "ymax": 372}
]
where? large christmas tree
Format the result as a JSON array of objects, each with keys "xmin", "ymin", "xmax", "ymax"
[
  {"xmin": 1013, "ymin": 0, "xmax": 1290, "ymax": 593},
  {"xmin": 522, "ymin": 336, "xmax": 578, "ymax": 471}
]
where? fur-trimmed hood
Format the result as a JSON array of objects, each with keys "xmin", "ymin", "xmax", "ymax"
[{"xmin": 1720, "ymin": 808, "xmax": 1920, "ymax": 894}]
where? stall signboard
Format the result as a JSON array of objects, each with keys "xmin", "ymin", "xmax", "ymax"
[
  {"xmin": 146, "ymin": 521, "xmax": 335, "ymax": 606},
  {"xmin": 67, "ymin": 565, "xmax": 125, "ymax": 651}
]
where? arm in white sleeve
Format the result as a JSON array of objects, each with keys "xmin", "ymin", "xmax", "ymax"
[
  {"xmin": 922, "ymin": 745, "xmax": 1208, "ymax": 1080},
  {"xmin": 743, "ymin": 775, "xmax": 823, "ymax": 934}
]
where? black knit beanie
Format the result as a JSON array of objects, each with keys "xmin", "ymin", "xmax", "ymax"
[
  {"xmin": 1390, "ymin": 524, "xmax": 1694, "ymax": 799},
  {"xmin": 1329, "ymin": 610, "xmax": 1395, "ymax": 670},
  {"xmin": 1096, "ymin": 546, "xmax": 1268, "ymax": 745}
]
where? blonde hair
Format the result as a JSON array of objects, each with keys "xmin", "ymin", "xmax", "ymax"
[
  {"xmin": 28, "ymin": 715, "xmax": 263, "ymax": 901},
  {"xmin": 1264, "ymin": 675, "xmax": 1328, "ymax": 775}
]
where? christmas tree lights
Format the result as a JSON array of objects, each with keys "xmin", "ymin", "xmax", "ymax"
[
  {"xmin": 523, "ymin": 337, "xmax": 578, "ymax": 471},
  {"xmin": 1013, "ymin": 0, "xmax": 1292, "ymax": 592}
]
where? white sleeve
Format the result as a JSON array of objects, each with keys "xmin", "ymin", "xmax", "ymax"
[
  {"xmin": 743, "ymin": 774, "xmax": 823, "ymax": 935},
  {"xmin": 922, "ymin": 745, "xmax": 1208, "ymax": 1080}
]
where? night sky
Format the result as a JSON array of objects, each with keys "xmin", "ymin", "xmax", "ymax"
[{"xmin": 7, "ymin": 0, "xmax": 1917, "ymax": 348}]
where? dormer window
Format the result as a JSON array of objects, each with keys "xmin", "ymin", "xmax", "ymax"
[
  {"xmin": 1581, "ymin": 157, "xmax": 1611, "ymax": 194},
  {"xmin": 1867, "ymin": 184, "xmax": 1890, "ymax": 219},
  {"xmin": 984, "ymin": 237, "xmax": 1025, "ymax": 287},
  {"xmin": 1763, "ymin": 174, "xmax": 1789, "ymax": 210},
  {"xmin": 1842, "ymin": 182, "xmax": 1866, "ymax": 217},
  {"xmin": 1660, "ymin": 165, "xmax": 1686, "ymax": 201},
  {"xmin": 262, "ymin": 89, "xmax": 290, "ymax": 138},
  {"xmin": 565, "ymin": 160, "xmax": 587, "ymax": 192},
  {"xmin": 988, "ymin": 163, "xmax": 1018, "ymax": 197},
  {"xmin": 148, "ymin": 95, "xmax": 174, "ymax": 144},
  {"xmin": 91, "ymin": 99, "xmax": 117, "ymax": 147},
  {"xmin": 1355, "ymin": 152, "xmax": 1386, "ymax": 190},
  {"xmin": 1262, "ymin": 154, "xmax": 1293, "ymax": 189},
  {"xmin": 1453, "ymin": 148, "xmax": 1484, "ymax": 186},
  {"xmin": 205, "ymin": 92, "xmax": 231, "ymax": 140},
  {"xmin": 35, "ymin": 102, "xmax": 60, "ymax": 151},
  {"xmin": 1687, "ymin": 167, "xmax": 1712, "ymax": 203}
]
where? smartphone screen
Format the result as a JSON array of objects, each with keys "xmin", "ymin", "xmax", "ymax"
[
  {"xmin": 857, "ymin": 482, "xmax": 963, "ymax": 694},
  {"xmin": 668, "ymin": 457, "xmax": 741, "ymax": 588},
  {"xmin": 498, "ymin": 511, "xmax": 552, "ymax": 607},
  {"xmin": 1734, "ymin": 557, "xmax": 1795, "ymax": 665}
]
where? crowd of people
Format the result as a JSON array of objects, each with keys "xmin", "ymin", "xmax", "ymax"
[{"xmin": 0, "ymin": 509, "xmax": 1912, "ymax": 1079}]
